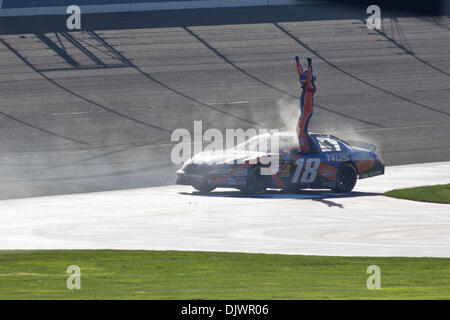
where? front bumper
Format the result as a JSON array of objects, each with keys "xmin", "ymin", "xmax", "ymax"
[
  {"xmin": 176, "ymin": 171, "xmax": 204, "ymax": 186},
  {"xmin": 176, "ymin": 165, "xmax": 248, "ymax": 188}
]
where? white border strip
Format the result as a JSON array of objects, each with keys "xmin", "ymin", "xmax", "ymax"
[{"xmin": 0, "ymin": 0, "xmax": 318, "ymax": 17}]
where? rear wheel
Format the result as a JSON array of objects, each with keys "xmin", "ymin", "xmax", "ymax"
[
  {"xmin": 241, "ymin": 166, "xmax": 267, "ymax": 195},
  {"xmin": 333, "ymin": 163, "xmax": 357, "ymax": 193}
]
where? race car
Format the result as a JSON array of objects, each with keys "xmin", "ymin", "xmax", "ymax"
[{"xmin": 176, "ymin": 131, "xmax": 384, "ymax": 194}]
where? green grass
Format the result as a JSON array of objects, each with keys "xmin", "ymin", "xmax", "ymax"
[
  {"xmin": 0, "ymin": 250, "xmax": 449, "ymax": 299},
  {"xmin": 385, "ymin": 184, "xmax": 450, "ymax": 204}
]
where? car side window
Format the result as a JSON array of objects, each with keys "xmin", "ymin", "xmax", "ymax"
[{"xmin": 316, "ymin": 137, "xmax": 341, "ymax": 152}]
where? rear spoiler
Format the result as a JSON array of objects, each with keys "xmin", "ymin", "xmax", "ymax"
[{"xmin": 345, "ymin": 140, "xmax": 377, "ymax": 152}]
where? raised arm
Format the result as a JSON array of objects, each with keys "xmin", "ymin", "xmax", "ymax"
[
  {"xmin": 295, "ymin": 56, "xmax": 303, "ymax": 78},
  {"xmin": 306, "ymin": 56, "xmax": 312, "ymax": 83},
  {"xmin": 306, "ymin": 56, "xmax": 316, "ymax": 90}
]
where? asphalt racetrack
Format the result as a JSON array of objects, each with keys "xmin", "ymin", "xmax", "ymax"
[
  {"xmin": 0, "ymin": 5, "xmax": 449, "ymax": 257},
  {"xmin": 0, "ymin": 5, "xmax": 449, "ymax": 200}
]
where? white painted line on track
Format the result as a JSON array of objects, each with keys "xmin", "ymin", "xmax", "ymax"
[{"xmin": 0, "ymin": 161, "xmax": 448, "ymax": 257}]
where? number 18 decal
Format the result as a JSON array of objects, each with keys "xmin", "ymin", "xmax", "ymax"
[{"xmin": 292, "ymin": 158, "xmax": 321, "ymax": 184}]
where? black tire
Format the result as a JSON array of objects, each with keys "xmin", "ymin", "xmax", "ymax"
[
  {"xmin": 192, "ymin": 179, "xmax": 216, "ymax": 193},
  {"xmin": 333, "ymin": 163, "xmax": 358, "ymax": 193},
  {"xmin": 241, "ymin": 166, "xmax": 267, "ymax": 195}
]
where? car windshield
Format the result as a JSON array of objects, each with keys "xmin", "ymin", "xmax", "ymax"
[{"xmin": 233, "ymin": 134, "xmax": 299, "ymax": 153}]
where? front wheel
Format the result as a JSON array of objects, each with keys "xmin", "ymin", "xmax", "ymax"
[
  {"xmin": 193, "ymin": 179, "xmax": 216, "ymax": 193},
  {"xmin": 241, "ymin": 166, "xmax": 267, "ymax": 195},
  {"xmin": 333, "ymin": 163, "xmax": 357, "ymax": 193}
]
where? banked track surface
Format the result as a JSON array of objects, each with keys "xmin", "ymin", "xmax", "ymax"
[{"xmin": 0, "ymin": 10, "xmax": 449, "ymax": 200}]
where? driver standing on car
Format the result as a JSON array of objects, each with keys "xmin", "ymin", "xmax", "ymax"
[{"xmin": 295, "ymin": 56, "xmax": 316, "ymax": 153}]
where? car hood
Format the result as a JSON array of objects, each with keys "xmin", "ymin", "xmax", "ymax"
[{"xmin": 189, "ymin": 149, "xmax": 271, "ymax": 166}]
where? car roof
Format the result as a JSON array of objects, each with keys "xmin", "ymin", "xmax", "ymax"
[{"xmin": 258, "ymin": 131, "xmax": 338, "ymax": 140}]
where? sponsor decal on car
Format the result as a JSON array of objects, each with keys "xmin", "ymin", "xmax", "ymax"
[
  {"xmin": 233, "ymin": 169, "xmax": 249, "ymax": 177},
  {"xmin": 326, "ymin": 153, "xmax": 350, "ymax": 162},
  {"xmin": 322, "ymin": 169, "xmax": 335, "ymax": 179},
  {"xmin": 227, "ymin": 177, "xmax": 246, "ymax": 185},
  {"xmin": 184, "ymin": 173, "xmax": 202, "ymax": 178},
  {"xmin": 279, "ymin": 163, "xmax": 291, "ymax": 177}
]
